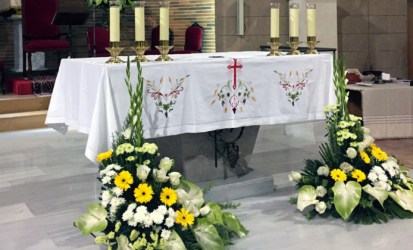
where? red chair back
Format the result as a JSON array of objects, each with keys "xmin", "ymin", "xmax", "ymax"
[
  {"xmin": 87, "ymin": 27, "xmax": 110, "ymax": 54},
  {"xmin": 150, "ymin": 26, "xmax": 160, "ymax": 50},
  {"xmin": 184, "ymin": 26, "xmax": 203, "ymax": 52},
  {"xmin": 23, "ymin": 0, "xmax": 58, "ymax": 39}
]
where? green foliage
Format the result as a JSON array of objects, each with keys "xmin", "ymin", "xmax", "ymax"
[
  {"xmin": 306, "ymin": 210, "xmax": 316, "ymax": 220},
  {"xmin": 289, "ymin": 197, "xmax": 298, "ymax": 205},
  {"xmin": 202, "ymin": 180, "xmax": 216, "ymax": 196},
  {"xmin": 217, "ymin": 202, "xmax": 241, "ymax": 210}
]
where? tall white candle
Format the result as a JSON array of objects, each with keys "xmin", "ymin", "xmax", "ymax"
[
  {"xmin": 109, "ymin": 2, "xmax": 120, "ymax": 42},
  {"xmin": 307, "ymin": 4, "xmax": 316, "ymax": 37},
  {"xmin": 160, "ymin": 4, "xmax": 169, "ymax": 41},
  {"xmin": 270, "ymin": 4, "xmax": 280, "ymax": 38},
  {"xmin": 135, "ymin": 6, "xmax": 145, "ymax": 41},
  {"xmin": 289, "ymin": 3, "xmax": 299, "ymax": 37}
]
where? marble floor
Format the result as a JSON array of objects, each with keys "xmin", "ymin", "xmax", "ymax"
[{"xmin": 0, "ymin": 124, "xmax": 412, "ymax": 249}]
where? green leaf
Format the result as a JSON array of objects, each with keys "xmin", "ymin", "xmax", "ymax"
[
  {"xmin": 332, "ymin": 181, "xmax": 362, "ymax": 221},
  {"xmin": 116, "ymin": 235, "xmax": 132, "ymax": 250},
  {"xmin": 206, "ymin": 202, "xmax": 224, "ymax": 225},
  {"xmin": 400, "ymin": 165, "xmax": 410, "ymax": 176},
  {"xmin": 74, "ymin": 204, "xmax": 108, "ymax": 235},
  {"xmin": 222, "ymin": 212, "xmax": 249, "ymax": 238},
  {"xmin": 86, "ymin": 0, "xmax": 93, "ymax": 7},
  {"xmin": 297, "ymin": 185, "xmax": 318, "ymax": 211},
  {"xmin": 165, "ymin": 230, "xmax": 187, "ymax": 250},
  {"xmin": 322, "ymin": 179, "xmax": 329, "ymax": 187},
  {"xmin": 389, "ymin": 190, "xmax": 413, "ymax": 213},
  {"xmin": 192, "ymin": 218, "xmax": 225, "ymax": 250},
  {"xmin": 363, "ymin": 184, "xmax": 388, "ymax": 208},
  {"xmin": 95, "ymin": 0, "xmax": 103, "ymax": 6},
  {"xmin": 177, "ymin": 180, "xmax": 204, "ymax": 209}
]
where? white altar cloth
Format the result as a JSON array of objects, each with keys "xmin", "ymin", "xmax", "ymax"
[{"xmin": 45, "ymin": 52, "xmax": 335, "ymax": 163}]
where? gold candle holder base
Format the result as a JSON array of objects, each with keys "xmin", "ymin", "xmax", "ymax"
[
  {"xmin": 131, "ymin": 41, "xmax": 150, "ymax": 62},
  {"xmin": 305, "ymin": 36, "xmax": 320, "ymax": 54},
  {"xmin": 286, "ymin": 37, "xmax": 302, "ymax": 55},
  {"xmin": 105, "ymin": 42, "xmax": 125, "ymax": 64},
  {"xmin": 267, "ymin": 37, "xmax": 283, "ymax": 56},
  {"xmin": 155, "ymin": 40, "xmax": 173, "ymax": 62}
]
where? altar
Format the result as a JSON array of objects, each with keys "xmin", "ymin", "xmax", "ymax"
[{"xmin": 46, "ymin": 51, "xmax": 335, "ymax": 182}]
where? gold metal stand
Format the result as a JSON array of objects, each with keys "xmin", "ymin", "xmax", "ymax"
[
  {"xmin": 131, "ymin": 41, "xmax": 150, "ymax": 62},
  {"xmin": 155, "ymin": 40, "xmax": 173, "ymax": 62},
  {"xmin": 267, "ymin": 37, "xmax": 283, "ymax": 56},
  {"xmin": 287, "ymin": 37, "xmax": 302, "ymax": 55},
  {"xmin": 105, "ymin": 42, "xmax": 125, "ymax": 64},
  {"xmin": 305, "ymin": 36, "xmax": 320, "ymax": 54}
]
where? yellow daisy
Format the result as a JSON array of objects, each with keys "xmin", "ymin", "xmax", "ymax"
[
  {"xmin": 351, "ymin": 169, "xmax": 366, "ymax": 182},
  {"xmin": 176, "ymin": 208, "xmax": 194, "ymax": 227},
  {"xmin": 134, "ymin": 183, "xmax": 154, "ymax": 203},
  {"xmin": 114, "ymin": 171, "xmax": 134, "ymax": 191},
  {"xmin": 97, "ymin": 150, "xmax": 113, "ymax": 162},
  {"xmin": 160, "ymin": 187, "xmax": 177, "ymax": 206},
  {"xmin": 371, "ymin": 148, "xmax": 388, "ymax": 162},
  {"xmin": 360, "ymin": 151, "xmax": 371, "ymax": 164},
  {"xmin": 330, "ymin": 169, "xmax": 347, "ymax": 182}
]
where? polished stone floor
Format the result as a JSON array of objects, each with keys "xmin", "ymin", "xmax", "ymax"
[{"xmin": 0, "ymin": 124, "xmax": 412, "ymax": 249}]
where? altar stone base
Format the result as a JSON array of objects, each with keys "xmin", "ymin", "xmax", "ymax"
[{"xmin": 146, "ymin": 126, "xmax": 260, "ymax": 183}]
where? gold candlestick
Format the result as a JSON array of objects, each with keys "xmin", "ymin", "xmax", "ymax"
[
  {"xmin": 287, "ymin": 37, "xmax": 302, "ymax": 55},
  {"xmin": 305, "ymin": 36, "xmax": 320, "ymax": 54},
  {"xmin": 267, "ymin": 37, "xmax": 283, "ymax": 56},
  {"xmin": 131, "ymin": 41, "xmax": 150, "ymax": 62},
  {"xmin": 106, "ymin": 42, "xmax": 125, "ymax": 64},
  {"xmin": 155, "ymin": 40, "xmax": 173, "ymax": 62}
]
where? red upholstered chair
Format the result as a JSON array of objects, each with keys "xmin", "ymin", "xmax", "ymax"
[
  {"xmin": 22, "ymin": 0, "xmax": 69, "ymax": 77},
  {"xmin": 170, "ymin": 22, "xmax": 204, "ymax": 55},
  {"xmin": 0, "ymin": 60, "xmax": 5, "ymax": 95},
  {"xmin": 145, "ymin": 26, "xmax": 175, "ymax": 55},
  {"xmin": 87, "ymin": 26, "xmax": 111, "ymax": 57}
]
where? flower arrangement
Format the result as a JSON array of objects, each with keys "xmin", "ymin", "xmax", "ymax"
[
  {"xmin": 74, "ymin": 58, "xmax": 248, "ymax": 249},
  {"xmin": 288, "ymin": 56, "xmax": 413, "ymax": 224}
]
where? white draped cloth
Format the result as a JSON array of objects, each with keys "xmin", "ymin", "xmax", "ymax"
[{"xmin": 45, "ymin": 52, "xmax": 335, "ymax": 163}]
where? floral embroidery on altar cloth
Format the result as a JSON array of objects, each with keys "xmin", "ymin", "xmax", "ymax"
[
  {"xmin": 146, "ymin": 75, "xmax": 190, "ymax": 118},
  {"xmin": 274, "ymin": 69, "xmax": 313, "ymax": 106}
]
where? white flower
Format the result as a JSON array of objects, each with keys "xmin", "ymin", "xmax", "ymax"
[
  {"xmin": 127, "ymin": 203, "xmax": 137, "ymax": 211},
  {"xmin": 102, "ymin": 190, "xmax": 112, "ymax": 201},
  {"xmin": 169, "ymin": 172, "xmax": 181, "ymax": 186},
  {"xmin": 122, "ymin": 128, "xmax": 131, "ymax": 139},
  {"xmin": 136, "ymin": 165, "xmax": 151, "ymax": 182},
  {"xmin": 159, "ymin": 157, "xmax": 174, "ymax": 172},
  {"xmin": 183, "ymin": 201, "xmax": 200, "ymax": 218},
  {"xmin": 372, "ymin": 166, "xmax": 385, "ymax": 175},
  {"xmin": 317, "ymin": 165, "xmax": 330, "ymax": 177},
  {"xmin": 346, "ymin": 147, "xmax": 357, "ymax": 159},
  {"xmin": 110, "ymin": 205, "xmax": 118, "ymax": 215},
  {"xmin": 165, "ymin": 217, "xmax": 175, "ymax": 228},
  {"xmin": 143, "ymin": 216, "xmax": 153, "ymax": 228},
  {"xmin": 150, "ymin": 211, "xmax": 164, "ymax": 225},
  {"xmin": 288, "ymin": 171, "xmax": 301, "ymax": 182},
  {"xmin": 148, "ymin": 147, "xmax": 157, "ymax": 155},
  {"xmin": 141, "ymin": 143, "xmax": 149, "ymax": 153},
  {"xmin": 133, "ymin": 115, "xmax": 138, "ymax": 125},
  {"xmin": 340, "ymin": 162, "xmax": 353, "ymax": 174},
  {"xmin": 200, "ymin": 205, "xmax": 211, "ymax": 216},
  {"xmin": 362, "ymin": 127, "xmax": 370, "ymax": 135},
  {"xmin": 102, "ymin": 176, "xmax": 112, "ymax": 184},
  {"xmin": 364, "ymin": 135, "xmax": 375, "ymax": 147},
  {"xmin": 358, "ymin": 142, "xmax": 367, "ymax": 152},
  {"xmin": 113, "ymin": 164, "xmax": 122, "ymax": 171},
  {"xmin": 134, "ymin": 212, "xmax": 146, "ymax": 223},
  {"xmin": 388, "ymin": 168, "xmax": 396, "ymax": 178},
  {"xmin": 111, "ymin": 197, "xmax": 126, "ymax": 207},
  {"xmin": 378, "ymin": 174, "xmax": 388, "ymax": 183},
  {"xmin": 161, "ymin": 229, "xmax": 171, "ymax": 240},
  {"xmin": 153, "ymin": 169, "xmax": 169, "ymax": 183},
  {"xmin": 112, "ymin": 187, "xmax": 123, "ymax": 197},
  {"xmin": 106, "ymin": 170, "xmax": 117, "ymax": 177},
  {"xmin": 368, "ymin": 172, "xmax": 378, "ymax": 182},
  {"xmin": 122, "ymin": 210, "xmax": 134, "ymax": 221},
  {"xmin": 315, "ymin": 202, "xmax": 327, "ymax": 214},
  {"xmin": 101, "ymin": 199, "xmax": 110, "ymax": 207},
  {"xmin": 99, "ymin": 169, "xmax": 108, "ymax": 177},
  {"xmin": 400, "ymin": 174, "xmax": 408, "ymax": 184},
  {"xmin": 157, "ymin": 205, "xmax": 168, "ymax": 215},
  {"xmin": 168, "ymin": 208, "xmax": 177, "ymax": 219},
  {"xmin": 374, "ymin": 181, "xmax": 391, "ymax": 192},
  {"xmin": 175, "ymin": 189, "xmax": 188, "ymax": 205},
  {"xmin": 128, "ymin": 217, "xmax": 138, "ymax": 227},
  {"xmin": 136, "ymin": 206, "xmax": 148, "ymax": 215},
  {"xmin": 316, "ymin": 186, "xmax": 327, "ymax": 198}
]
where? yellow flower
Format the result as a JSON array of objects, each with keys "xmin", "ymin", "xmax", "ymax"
[
  {"xmin": 351, "ymin": 169, "xmax": 366, "ymax": 182},
  {"xmin": 176, "ymin": 208, "xmax": 194, "ymax": 227},
  {"xmin": 114, "ymin": 171, "xmax": 134, "ymax": 191},
  {"xmin": 97, "ymin": 150, "xmax": 113, "ymax": 162},
  {"xmin": 368, "ymin": 144, "xmax": 377, "ymax": 151},
  {"xmin": 330, "ymin": 169, "xmax": 347, "ymax": 182},
  {"xmin": 134, "ymin": 183, "xmax": 154, "ymax": 203},
  {"xmin": 371, "ymin": 147, "xmax": 388, "ymax": 162},
  {"xmin": 160, "ymin": 187, "xmax": 177, "ymax": 207},
  {"xmin": 360, "ymin": 151, "xmax": 371, "ymax": 164}
]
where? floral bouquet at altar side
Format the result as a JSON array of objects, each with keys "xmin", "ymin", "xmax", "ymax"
[
  {"xmin": 288, "ymin": 55, "xmax": 413, "ymax": 224},
  {"xmin": 74, "ymin": 58, "xmax": 248, "ymax": 250}
]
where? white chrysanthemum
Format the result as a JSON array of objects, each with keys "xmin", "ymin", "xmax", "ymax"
[
  {"xmin": 136, "ymin": 206, "xmax": 148, "ymax": 215},
  {"xmin": 378, "ymin": 174, "xmax": 388, "ymax": 182},
  {"xmin": 101, "ymin": 199, "xmax": 110, "ymax": 207},
  {"xmin": 316, "ymin": 186, "xmax": 327, "ymax": 198},
  {"xmin": 112, "ymin": 187, "xmax": 123, "ymax": 197},
  {"xmin": 400, "ymin": 174, "xmax": 408, "ymax": 184},
  {"xmin": 315, "ymin": 201, "xmax": 327, "ymax": 214},
  {"xmin": 372, "ymin": 166, "xmax": 385, "ymax": 175},
  {"xmin": 113, "ymin": 164, "xmax": 122, "ymax": 171},
  {"xmin": 127, "ymin": 203, "xmax": 137, "ymax": 211},
  {"xmin": 102, "ymin": 190, "xmax": 112, "ymax": 201},
  {"xmin": 165, "ymin": 217, "xmax": 175, "ymax": 228},
  {"xmin": 157, "ymin": 205, "xmax": 168, "ymax": 215},
  {"xmin": 122, "ymin": 210, "xmax": 134, "ymax": 221},
  {"xmin": 368, "ymin": 172, "xmax": 378, "ymax": 182},
  {"xmin": 106, "ymin": 170, "xmax": 117, "ymax": 177},
  {"xmin": 99, "ymin": 169, "xmax": 108, "ymax": 176},
  {"xmin": 102, "ymin": 176, "xmax": 112, "ymax": 184},
  {"xmin": 110, "ymin": 205, "xmax": 118, "ymax": 215},
  {"xmin": 143, "ymin": 216, "xmax": 153, "ymax": 228},
  {"xmin": 168, "ymin": 208, "xmax": 177, "ymax": 219},
  {"xmin": 388, "ymin": 168, "xmax": 396, "ymax": 178},
  {"xmin": 128, "ymin": 217, "xmax": 138, "ymax": 227},
  {"xmin": 134, "ymin": 212, "xmax": 146, "ymax": 224},
  {"xmin": 339, "ymin": 162, "xmax": 353, "ymax": 174},
  {"xmin": 317, "ymin": 165, "xmax": 330, "ymax": 177},
  {"xmin": 111, "ymin": 197, "xmax": 126, "ymax": 207},
  {"xmin": 161, "ymin": 229, "xmax": 171, "ymax": 240},
  {"xmin": 150, "ymin": 211, "xmax": 164, "ymax": 225}
]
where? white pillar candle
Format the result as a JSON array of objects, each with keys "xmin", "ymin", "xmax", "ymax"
[
  {"xmin": 135, "ymin": 2, "xmax": 145, "ymax": 41},
  {"xmin": 109, "ymin": 1, "xmax": 120, "ymax": 42},
  {"xmin": 289, "ymin": 3, "xmax": 299, "ymax": 37},
  {"xmin": 307, "ymin": 4, "xmax": 316, "ymax": 37},
  {"xmin": 159, "ymin": 2, "xmax": 170, "ymax": 41},
  {"xmin": 270, "ymin": 3, "xmax": 280, "ymax": 38}
]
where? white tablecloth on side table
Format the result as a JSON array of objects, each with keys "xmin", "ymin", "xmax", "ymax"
[{"xmin": 46, "ymin": 52, "xmax": 335, "ymax": 163}]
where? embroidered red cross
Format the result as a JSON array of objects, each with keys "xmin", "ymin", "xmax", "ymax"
[{"xmin": 227, "ymin": 58, "xmax": 243, "ymax": 90}]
